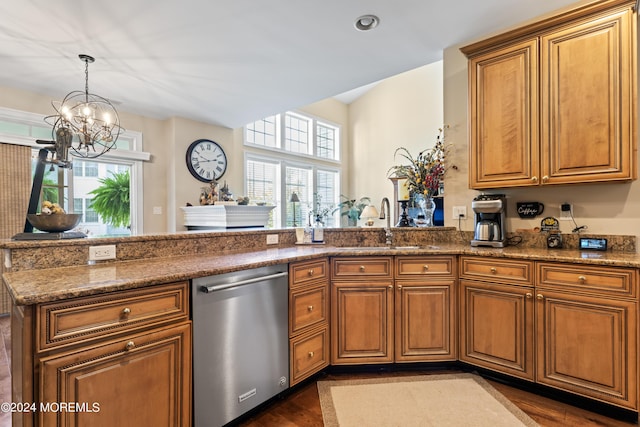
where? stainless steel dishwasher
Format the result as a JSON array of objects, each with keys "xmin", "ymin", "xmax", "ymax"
[{"xmin": 192, "ymin": 264, "xmax": 289, "ymax": 426}]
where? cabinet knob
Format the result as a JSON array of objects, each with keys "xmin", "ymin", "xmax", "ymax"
[
  {"xmin": 490, "ymin": 267, "xmax": 497, "ymax": 274},
  {"xmin": 542, "ymin": 175, "xmax": 549, "ymax": 183},
  {"xmin": 388, "ymin": 284, "xmax": 393, "ymax": 289},
  {"xmin": 397, "ymin": 285, "xmax": 403, "ymax": 290},
  {"xmin": 423, "ymin": 265, "xmax": 429, "ymax": 271},
  {"xmin": 578, "ymin": 275, "xmax": 586, "ymax": 282},
  {"xmin": 125, "ymin": 341, "xmax": 135, "ymax": 351},
  {"xmin": 359, "ymin": 265, "xmax": 365, "ymax": 272},
  {"xmin": 526, "ymin": 293, "xmax": 532, "ymax": 299},
  {"xmin": 308, "ymin": 351, "xmax": 314, "ymax": 358},
  {"xmin": 122, "ymin": 307, "xmax": 131, "ymax": 316},
  {"xmin": 308, "ymin": 269, "xmax": 314, "ymax": 276},
  {"xmin": 531, "ymin": 176, "xmax": 538, "ymax": 183},
  {"xmin": 307, "ymin": 305, "xmax": 314, "ymax": 312},
  {"xmin": 536, "ymin": 294, "xmax": 544, "ymax": 300}
]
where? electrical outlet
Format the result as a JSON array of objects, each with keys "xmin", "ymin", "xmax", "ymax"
[
  {"xmin": 89, "ymin": 245, "xmax": 116, "ymax": 261},
  {"xmin": 560, "ymin": 203, "xmax": 573, "ymax": 220},
  {"xmin": 266, "ymin": 234, "xmax": 279, "ymax": 245},
  {"xmin": 452, "ymin": 206, "xmax": 467, "ymax": 219}
]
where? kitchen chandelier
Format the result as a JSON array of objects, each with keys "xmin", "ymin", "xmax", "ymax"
[{"xmin": 44, "ymin": 54, "xmax": 122, "ymax": 164}]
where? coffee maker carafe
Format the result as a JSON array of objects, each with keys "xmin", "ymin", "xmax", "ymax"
[{"xmin": 471, "ymin": 194, "xmax": 506, "ymax": 248}]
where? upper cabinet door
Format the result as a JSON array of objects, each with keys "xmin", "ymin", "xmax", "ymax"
[
  {"xmin": 541, "ymin": 8, "xmax": 637, "ymax": 184},
  {"xmin": 469, "ymin": 39, "xmax": 540, "ymax": 189}
]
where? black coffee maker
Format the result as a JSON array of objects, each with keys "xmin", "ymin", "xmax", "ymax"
[{"xmin": 470, "ymin": 194, "xmax": 506, "ymax": 248}]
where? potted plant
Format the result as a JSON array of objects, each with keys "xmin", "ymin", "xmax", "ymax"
[{"xmin": 333, "ymin": 195, "xmax": 371, "ymax": 227}]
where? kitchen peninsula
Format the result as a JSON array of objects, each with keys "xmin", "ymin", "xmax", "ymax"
[{"xmin": 2, "ymin": 227, "xmax": 640, "ymax": 426}]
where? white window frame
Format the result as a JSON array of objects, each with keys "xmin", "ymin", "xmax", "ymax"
[{"xmin": 0, "ymin": 106, "xmax": 150, "ymax": 235}]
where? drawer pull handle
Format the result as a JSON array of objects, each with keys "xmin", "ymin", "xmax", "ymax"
[
  {"xmin": 490, "ymin": 267, "xmax": 497, "ymax": 274},
  {"xmin": 423, "ymin": 265, "xmax": 429, "ymax": 271},
  {"xmin": 536, "ymin": 294, "xmax": 544, "ymax": 300},
  {"xmin": 526, "ymin": 293, "xmax": 532, "ymax": 299},
  {"xmin": 307, "ymin": 305, "xmax": 314, "ymax": 312},
  {"xmin": 125, "ymin": 341, "xmax": 135, "ymax": 351},
  {"xmin": 359, "ymin": 265, "xmax": 365, "ymax": 272},
  {"xmin": 308, "ymin": 351, "xmax": 314, "ymax": 358},
  {"xmin": 308, "ymin": 269, "xmax": 314, "ymax": 276},
  {"xmin": 122, "ymin": 307, "xmax": 131, "ymax": 316},
  {"xmin": 578, "ymin": 275, "xmax": 586, "ymax": 282}
]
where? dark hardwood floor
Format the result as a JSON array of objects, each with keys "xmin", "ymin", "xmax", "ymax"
[{"xmin": 237, "ymin": 369, "xmax": 639, "ymax": 427}]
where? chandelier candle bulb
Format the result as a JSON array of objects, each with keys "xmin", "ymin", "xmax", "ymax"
[{"xmin": 398, "ymin": 178, "xmax": 411, "ymax": 201}]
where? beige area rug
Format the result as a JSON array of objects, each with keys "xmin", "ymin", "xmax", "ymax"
[{"xmin": 318, "ymin": 373, "xmax": 539, "ymax": 427}]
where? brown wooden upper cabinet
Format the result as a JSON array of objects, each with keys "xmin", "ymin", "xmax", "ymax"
[{"xmin": 461, "ymin": 0, "xmax": 637, "ymax": 189}]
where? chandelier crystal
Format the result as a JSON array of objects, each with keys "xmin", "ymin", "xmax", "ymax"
[{"xmin": 45, "ymin": 54, "xmax": 123, "ymax": 160}]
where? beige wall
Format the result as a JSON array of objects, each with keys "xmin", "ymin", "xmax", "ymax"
[
  {"xmin": 443, "ymin": 45, "xmax": 640, "ymax": 248},
  {"xmin": 347, "ymin": 62, "xmax": 444, "ymax": 226}
]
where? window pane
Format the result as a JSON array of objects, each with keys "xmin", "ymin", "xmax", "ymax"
[
  {"xmin": 246, "ymin": 159, "xmax": 279, "ymax": 227},
  {"xmin": 84, "ymin": 162, "xmax": 99, "ymax": 177},
  {"xmin": 285, "ymin": 166, "xmax": 311, "ymax": 227},
  {"xmin": 85, "ymin": 199, "xmax": 99, "ymax": 223},
  {"xmin": 316, "ymin": 170, "xmax": 339, "ymax": 227},
  {"xmin": 246, "ymin": 116, "xmax": 278, "ymax": 148},
  {"xmin": 284, "ymin": 114, "xmax": 310, "ymax": 154},
  {"xmin": 317, "ymin": 123, "xmax": 337, "ymax": 160}
]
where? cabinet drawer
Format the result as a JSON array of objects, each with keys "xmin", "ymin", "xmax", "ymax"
[
  {"xmin": 37, "ymin": 282, "xmax": 189, "ymax": 351},
  {"xmin": 537, "ymin": 262, "xmax": 636, "ymax": 297},
  {"xmin": 460, "ymin": 256, "xmax": 533, "ymax": 285},
  {"xmin": 290, "ymin": 325, "xmax": 329, "ymax": 385},
  {"xmin": 290, "ymin": 283, "xmax": 328, "ymax": 336},
  {"xmin": 290, "ymin": 259, "xmax": 328, "ymax": 287},
  {"xmin": 396, "ymin": 256, "xmax": 455, "ymax": 278},
  {"xmin": 331, "ymin": 257, "xmax": 392, "ymax": 278}
]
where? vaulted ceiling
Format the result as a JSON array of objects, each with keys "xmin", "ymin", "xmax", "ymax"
[{"xmin": 0, "ymin": 0, "xmax": 587, "ymax": 128}]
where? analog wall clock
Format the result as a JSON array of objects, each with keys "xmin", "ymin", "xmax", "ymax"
[{"xmin": 186, "ymin": 139, "xmax": 228, "ymax": 182}]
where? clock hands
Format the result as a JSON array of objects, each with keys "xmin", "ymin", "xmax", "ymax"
[{"xmin": 193, "ymin": 152, "xmax": 224, "ymax": 163}]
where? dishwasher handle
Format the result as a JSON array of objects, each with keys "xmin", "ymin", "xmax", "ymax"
[{"xmin": 199, "ymin": 271, "xmax": 288, "ymax": 293}]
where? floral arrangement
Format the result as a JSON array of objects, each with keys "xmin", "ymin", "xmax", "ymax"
[{"xmin": 388, "ymin": 126, "xmax": 451, "ymax": 198}]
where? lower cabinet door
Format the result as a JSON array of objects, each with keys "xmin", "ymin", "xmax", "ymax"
[
  {"xmin": 536, "ymin": 290, "xmax": 637, "ymax": 409},
  {"xmin": 459, "ymin": 280, "xmax": 535, "ymax": 380},
  {"xmin": 39, "ymin": 322, "xmax": 192, "ymax": 427},
  {"xmin": 331, "ymin": 281, "xmax": 394, "ymax": 364},
  {"xmin": 395, "ymin": 280, "xmax": 456, "ymax": 361}
]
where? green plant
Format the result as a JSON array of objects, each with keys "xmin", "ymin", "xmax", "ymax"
[
  {"xmin": 333, "ymin": 195, "xmax": 371, "ymax": 222},
  {"xmin": 88, "ymin": 170, "xmax": 130, "ymax": 228}
]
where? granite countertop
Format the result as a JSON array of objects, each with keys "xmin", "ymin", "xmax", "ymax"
[{"xmin": 4, "ymin": 243, "xmax": 640, "ymax": 306}]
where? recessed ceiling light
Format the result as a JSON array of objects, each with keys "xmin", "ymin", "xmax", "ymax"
[{"xmin": 354, "ymin": 14, "xmax": 380, "ymax": 31}]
